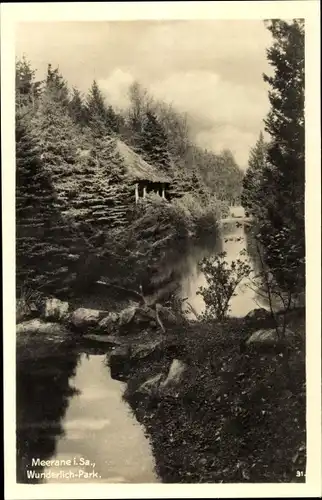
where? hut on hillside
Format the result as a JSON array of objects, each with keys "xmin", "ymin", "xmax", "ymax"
[{"xmin": 115, "ymin": 139, "xmax": 172, "ymax": 203}]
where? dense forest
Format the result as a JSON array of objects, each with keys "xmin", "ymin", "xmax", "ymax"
[{"xmin": 16, "ymin": 58, "xmax": 244, "ymax": 298}]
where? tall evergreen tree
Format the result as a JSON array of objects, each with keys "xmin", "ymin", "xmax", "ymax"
[
  {"xmin": 241, "ymin": 132, "xmax": 267, "ymax": 212},
  {"xmin": 139, "ymin": 110, "xmax": 172, "ymax": 171},
  {"xmin": 68, "ymin": 87, "xmax": 87, "ymax": 129},
  {"xmin": 85, "ymin": 80, "xmax": 119, "ymax": 137},
  {"xmin": 16, "ymin": 110, "xmax": 85, "ymax": 296},
  {"xmin": 16, "ymin": 56, "xmax": 42, "ymax": 109},
  {"xmin": 45, "ymin": 64, "xmax": 70, "ymax": 108},
  {"xmin": 68, "ymin": 136, "xmax": 131, "ymax": 230},
  {"xmin": 254, "ymin": 19, "xmax": 305, "ymax": 291}
]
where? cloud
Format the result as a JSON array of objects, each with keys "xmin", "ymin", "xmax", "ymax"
[
  {"xmin": 16, "ymin": 20, "xmax": 272, "ymax": 168},
  {"xmin": 98, "ymin": 69, "xmax": 135, "ymax": 109}
]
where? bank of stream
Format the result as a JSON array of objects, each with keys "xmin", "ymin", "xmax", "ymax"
[{"xmin": 16, "ymin": 213, "xmax": 306, "ymax": 484}]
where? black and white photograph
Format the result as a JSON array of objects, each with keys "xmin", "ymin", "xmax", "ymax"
[{"xmin": 2, "ymin": 1, "xmax": 321, "ymax": 498}]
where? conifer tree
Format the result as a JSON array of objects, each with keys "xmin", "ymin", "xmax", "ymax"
[
  {"xmin": 68, "ymin": 87, "xmax": 87, "ymax": 129},
  {"xmin": 105, "ymin": 105, "xmax": 120, "ymax": 134},
  {"xmin": 241, "ymin": 132, "xmax": 267, "ymax": 212},
  {"xmin": 139, "ymin": 110, "xmax": 172, "ymax": 171},
  {"xmin": 68, "ymin": 135, "xmax": 131, "ymax": 230},
  {"xmin": 256, "ymin": 19, "xmax": 305, "ymax": 291},
  {"xmin": 85, "ymin": 80, "xmax": 119, "ymax": 137},
  {"xmin": 16, "ymin": 110, "xmax": 86, "ymax": 296},
  {"xmin": 16, "ymin": 56, "xmax": 42, "ymax": 109},
  {"xmin": 46, "ymin": 64, "xmax": 70, "ymax": 108}
]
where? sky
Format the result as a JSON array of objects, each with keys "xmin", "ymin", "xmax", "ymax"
[{"xmin": 16, "ymin": 20, "xmax": 273, "ymax": 169}]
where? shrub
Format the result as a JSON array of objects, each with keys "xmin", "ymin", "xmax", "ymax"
[{"xmin": 197, "ymin": 251, "xmax": 252, "ymax": 320}]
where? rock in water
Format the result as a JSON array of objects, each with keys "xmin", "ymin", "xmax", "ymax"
[
  {"xmin": 160, "ymin": 359, "xmax": 186, "ymax": 389},
  {"xmin": 70, "ymin": 308, "xmax": 107, "ymax": 331},
  {"xmin": 42, "ymin": 298, "xmax": 69, "ymax": 322}
]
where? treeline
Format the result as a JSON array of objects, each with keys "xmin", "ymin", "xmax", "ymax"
[
  {"xmin": 241, "ymin": 20, "xmax": 305, "ymax": 294},
  {"xmin": 16, "ymin": 57, "xmax": 243, "ymax": 297}
]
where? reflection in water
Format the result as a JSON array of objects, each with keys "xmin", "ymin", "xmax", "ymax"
[
  {"xmin": 44, "ymin": 354, "xmax": 158, "ymax": 483},
  {"xmin": 16, "ymin": 348, "xmax": 158, "ymax": 484},
  {"xmin": 16, "ymin": 343, "xmax": 81, "ymax": 483},
  {"xmin": 179, "ymin": 221, "xmax": 268, "ymax": 318}
]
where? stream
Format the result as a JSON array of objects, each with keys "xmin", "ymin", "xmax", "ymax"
[{"xmin": 16, "ymin": 211, "xmax": 266, "ymax": 485}]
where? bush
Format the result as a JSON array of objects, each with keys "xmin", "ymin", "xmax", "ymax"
[{"xmin": 197, "ymin": 251, "xmax": 252, "ymax": 320}]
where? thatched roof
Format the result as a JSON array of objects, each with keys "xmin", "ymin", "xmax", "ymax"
[{"xmin": 115, "ymin": 139, "xmax": 172, "ymax": 184}]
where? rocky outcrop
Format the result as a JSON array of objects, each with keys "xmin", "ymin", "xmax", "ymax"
[
  {"xmin": 42, "ymin": 298, "xmax": 69, "ymax": 322},
  {"xmin": 70, "ymin": 308, "xmax": 108, "ymax": 331}
]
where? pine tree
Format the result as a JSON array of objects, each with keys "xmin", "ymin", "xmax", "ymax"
[
  {"xmin": 16, "ymin": 56, "xmax": 42, "ymax": 109},
  {"xmin": 16, "ymin": 110, "xmax": 86, "ymax": 296},
  {"xmin": 68, "ymin": 87, "xmax": 87, "ymax": 129},
  {"xmin": 256, "ymin": 19, "xmax": 305, "ymax": 291},
  {"xmin": 32, "ymin": 84, "xmax": 80, "ymax": 209},
  {"xmin": 105, "ymin": 105, "xmax": 120, "ymax": 134},
  {"xmin": 241, "ymin": 132, "xmax": 267, "ymax": 213},
  {"xmin": 46, "ymin": 64, "xmax": 70, "ymax": 108},
  {"xmin": 139, "ymin": 110, "xmax": 172, "ymax": 171},
  {"xmin": 85, "ymin": 80, "xmax": 119, "ymax": 137},
  {"xmin": 68, "ymin": 135, "xmax": 131, "ymax": 230}
]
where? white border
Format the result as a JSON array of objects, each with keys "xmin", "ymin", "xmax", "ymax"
[{"xmin": 1, "ymin": 2, "xmax": 321, "ymax": 499}]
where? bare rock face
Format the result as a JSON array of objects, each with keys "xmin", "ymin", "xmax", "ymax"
[
  {"xmin": 70, "ymin": 308, "xmax": 107, "ymax": 331},
  {"xmin": 42, "ymin": 298, "xmax": 69, "ymax": 322}
]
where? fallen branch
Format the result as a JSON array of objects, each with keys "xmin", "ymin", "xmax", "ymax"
[{"xmin": 96, "ymin": 280, "xmax": 144, "ymax": 302}]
